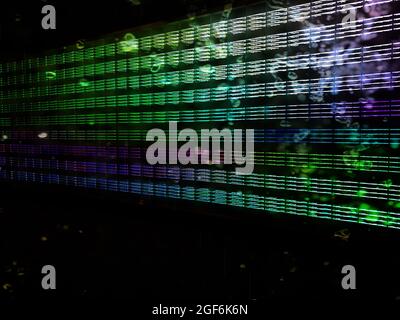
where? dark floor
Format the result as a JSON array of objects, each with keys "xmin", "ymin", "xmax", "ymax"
[{"xmin": 1, "ymin": 182, "xmax": 400, "ymax": 312}]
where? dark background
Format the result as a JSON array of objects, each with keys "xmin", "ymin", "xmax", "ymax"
[
  {"xmin": 0, "ymin": 0, "xmax": 240, "ymax": 57},
  {"xmin": 2, "ymin": 182, "xmax": 400, "ymax": 308},
  {"xmin": 1, "ymin": 0, "xmax": 400, "ymax": 313}
]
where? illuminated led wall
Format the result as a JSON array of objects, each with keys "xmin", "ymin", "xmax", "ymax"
[{"xmin": 1, "ymin": 0, "xmax": 400, "ymax": 228}]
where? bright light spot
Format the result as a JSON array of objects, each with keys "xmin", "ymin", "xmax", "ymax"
[{"xmin": 45, "ymin": 71, "xmax": 56, "ymax": 80}]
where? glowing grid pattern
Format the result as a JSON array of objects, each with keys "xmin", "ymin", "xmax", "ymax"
[{"xmin": 1, "ymin": 0, "xmax": 400, "ymax": 228}]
